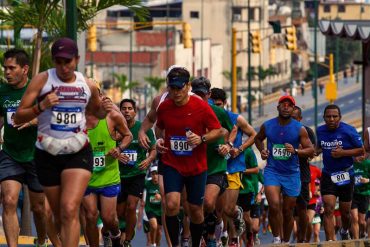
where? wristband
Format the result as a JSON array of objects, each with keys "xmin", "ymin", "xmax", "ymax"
[
  {"xmin": 156, "ymin": 138, "xmax": 164, "ymax": 144},
  {"xmin": 37, "ymin": 102, "xmax": 44, "ymax": 112},
  {"xmin": 32, "ymin": 105, "xmax": 40, "ymax": 115},
  {"xmin": 238, "ymin": 147, "xmax": 243, "ymax": 152}
]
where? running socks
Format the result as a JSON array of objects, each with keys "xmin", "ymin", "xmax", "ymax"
[
  {"xmin": 165, "ymin": 215, "xmax": 180, "ymax": 246},
  {"xmin": 190, "ymin": 221, "xmax": 204, "ymax": 247}
]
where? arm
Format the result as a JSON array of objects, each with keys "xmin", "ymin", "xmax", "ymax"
[
  {"xmin": 254, "ymin": 124, "xmax": 269, "ymax": 160},
  {"xmin": 237, "ymin": 115, "xmax": 257, "ymax": 151},
  {"xmin": 139, "ymin": 95, "xmax": 161, "ymax": 149},
  {"xmin": 295, "ymin": 127, "xmax": 315, "ymax": 158},
  {"xmin": 364, "ymin": 128, "xmax": 370, "ymax": 153},
  {"xmin": 14, "ymin": 72, "xmax": 50, "ymax": 124},
  {"xmin": 139, "ymin": 129, "xmax": 157, "ymax": 170},
  {"xmin": 244, "ymin": 167, "xmax": 259, "ymax": 175}
]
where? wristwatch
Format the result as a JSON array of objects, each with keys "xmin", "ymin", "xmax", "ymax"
[
  {"xmin": 201, "ymin": 135, "xmax": 207, "ymax": 143},
  {"xmin": 227, "ymin": 141, "xmax": 234, "ymax": 148},
  {"xmin": 294, "ymin": 148, "xmax": 299, "ymax": 155}
]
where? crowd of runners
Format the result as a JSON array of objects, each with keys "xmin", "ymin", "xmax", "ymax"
[{"xmin": 0, "ymin": 37, "xmax": 369, "ymax": 247}]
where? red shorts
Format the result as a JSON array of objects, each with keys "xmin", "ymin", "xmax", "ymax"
[{"xmin": 334, "ymin": 209, "xmax": 341, "ymax": 217}]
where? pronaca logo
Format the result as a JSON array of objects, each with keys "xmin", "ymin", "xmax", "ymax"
[{"xmin": 321, "ymin": 139, "xmax": 342, "ymax": 149}]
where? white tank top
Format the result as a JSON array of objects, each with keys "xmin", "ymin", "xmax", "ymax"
[
  {"xmin": 156, "ymin": 92, "xmax": 169, "ymax": 112},
  {"xmin": 36, "ymin": 69, "xmax": 91, "ymax": 143}
]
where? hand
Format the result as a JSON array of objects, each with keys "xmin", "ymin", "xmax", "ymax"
[
  {"xmin": 41, "ymin": 90, "xmax": 59, "ymax": 110},
  {"xmin": 186, "ymin": 132, "xmax": 201, "ymax": 146},
  {"xmin": 108, "ymin": 147, "xmax": 121, "ymax": 159},
  {"xmin": 154, "ymin": 193, "xmax": 161, "ymax": 201},
  {"xmin": 354, "ymin": 155, "xmax": 365, "ymax": 163},
  {"xmin": 138, "ymin": 159, "xmax": 151, "ymax": 170},
  {"xmin": 284, "ymin": 143, "xmax": 295, "ymax": 154},
  {"xmin": 14, "ymin": 121, "xmax": 32, "ymax": 130},
  {"xmin": 138, "ymin": 130, "xmax": 151, "ymax": 149},
  {"xmin": 331, "ymin": 144, "xmax": 343, "ymax": 158},
  {"xmin": 117, "ymin": 153, "xmax": 130, "ymax": 164},
  {"xmin": 156, "ymin": 138, "xmax": 168, "ymax": 153},
  {"xmin": 255, "ymin": 193, "xmax": 262, "ymax": 204},
  {"xmin": 360, "ymin": 177, "xmax": 370, "ymax": 184},
  {"xmin": 229, "ymin": 147, "xmax": 241, "ymax": 158},
  {"xmin": 218, "ymin": 144, "xmax": 231, "ymax": 157},
  {"xmin": 101, "ymin": 96, "xmax": 114, "ymax": 113},
  {"xmin": 261, "ymin": 149, "xmax": 269, "ymax": 160}
]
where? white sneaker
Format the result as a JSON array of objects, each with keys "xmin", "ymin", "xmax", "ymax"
[
  {"xmin": 273, "ymin": 237, "xmax": 281, "ymax": 244},
  {"xmin": 215, "ymin": 220, "xmax": 224, "ymax": 241}
]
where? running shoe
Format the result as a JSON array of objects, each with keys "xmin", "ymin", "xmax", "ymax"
[
  {"xmin": 254, "ymin": 234, "xmax": 260, "ymax": 245},
  {"xmin": 220, "ymin": 231, "xmax": 229, "ymax": 247},
  {"xmin": 181, "ymin": 237, "xmax": 190, "ymax": 247},
  {"xmin": 206, "ymin": 238, "xmax": 217, "ymax": 247},
  {"xmin": 102, "ymin": 232, "xmax": 112, "ymax": 247},
  {"xmin": 272, "ymin": 237, "xmax": 281, "ymax": 244},
  {"xmin": 340, "ymin": 228, "xmax": 351, "ymax": 240},
  {"xmin": 122, "ymin": 240, "xmax": 132, "ymax": 247},
  {"xmin": 215, "ymin": 220, "xmax": 224, "ymax": 241},
  {"xmin": 33, "ymin": 238, "xmax": 48, "ymax": 247},
  {"xmin": 234, "ymin": 206, "xmax": 246, "ymax": 236}
]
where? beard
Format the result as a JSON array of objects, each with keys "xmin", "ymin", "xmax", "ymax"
[{"xmin": 279, "ymin": 113, "xmax": 291, "ymax": 120}]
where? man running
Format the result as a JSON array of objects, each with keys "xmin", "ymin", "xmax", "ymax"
[
  {"xmin": 0, "ymin": 48, "xmax": 48, "ymax": 247},
  {"xmin": 83, "ymin": 88, "xmax": 132, "ymax": 247},
  {"xmin": 254, "ymin": 95, "xmax": 314, "ymax": 244},
  {"xmin": 14, "ymin": 37, "xmax": 113, "ymax": 246},
  {"xmin": 156, "ymin": 67, "xmax": 224, "ymax": 247},
  {"xmin": 316, "ymin": 104, "xmax": 363, "ymax": 241},
  {"xmin": 118, "ymin": 98, "xmax": 157, "ymax": 247}
]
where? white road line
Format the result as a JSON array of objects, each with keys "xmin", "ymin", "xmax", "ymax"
[{"xmin": 349, "ymin": 100, "xmax": 354, "ymax": 104}]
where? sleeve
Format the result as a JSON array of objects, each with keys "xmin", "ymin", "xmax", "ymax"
[
  {"xmin": 203, "ymin": 103, "xmax": 221, "ymax": 130},
  {"xmin": 245, "ymin": 148, "xmax": 258, "ymax": 168},
  {"xmin": 306, "ymin": 127, "xmax": 317, "ymax": 146},
  {"xmin": 146, "ymin": 128, "xmax": 156, "ymax": 147},
  {"xmin": 219, "ymin": 108, "xmax": 233, "ymax": 132},
  {"xmin": 349, "ymin": 126, "xmax": 363, "ymax": 148},
  {"xmin": 316, "ymin": 130, "xmax": 322, "ymax": 148}
]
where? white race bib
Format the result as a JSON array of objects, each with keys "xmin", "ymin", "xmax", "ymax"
[
  {"xmin": 51, "ymin": 106, "xmax": 82, "ymax": 132},
  {"xmin": 272, "ymin": 144, "xmax": 291, "ymax": 160},
  {"xmin": 6, "ymin": 108, "xmax": 16, "ymax": 127},
  {"xmin": 122, "ymin": 150, "xmax": 138, "ymax": 166},
  {"xmin": 312, "ymin": 215, "xmax": 321, "ymax": 224},
  {"xmin": 355, "ymin": 175, "xmax": 362, "ymax": 186},
  {"xmin": 330, "ymin": 171, "xmax": 350, "ymax": 186},
  {"xmin": 170, "ymin": 136, "xmax": 192, "ymax": 156}
]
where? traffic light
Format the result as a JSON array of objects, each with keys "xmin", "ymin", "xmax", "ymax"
[
  {"xmin": 285, "ymin": 26, "xmax": 297, "ymax": 51},
  {"xmin": 182, "ymin": 23, "xmax": 192, "ymax": 48},
  {"xmin": 249, "ymin": 31, "xmax": 261, "ymax": 53},
  {"xmin": 87, "ymin": 24, "xmax": 97, "ymax": 52}
]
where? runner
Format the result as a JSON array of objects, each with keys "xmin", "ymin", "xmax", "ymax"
[
  {"xmin": 210, "ymin": 87, "xmax": 257, "ymax": 247},
  {"xmin": 155, "ymin": 67, "xmax": 223, "ymax": 247},
  {"xmin": 118, "ymin": 98, "xmax": 157, "ymax": 247},
  {"xmin": 14, "ymin": 37, "xmax": 113, "ymax": 246},
  {"xmin": 83, "ymin": 88, "xmax": 133, "ymax": 247},
  {"xmin": 316, "ymin": 104, "xmax": 364, "ymax": 241},
  {"xmin": 306, "ymin": 164, "xmax": 322, "ymax": 242},
  {"xmin": 254, "ymin": 95, "xmax": 314, "ymax": 244},
  {"xmin": 291, "ymin": 106, "xmax": 316, "ymax": 243},
  {"xmin": 0, "ymin": 48, "xmax": 48, "ymax": 247},
  {"xmin": 191, "ymin": 77, "xmax": 233, "ymax": 246}
]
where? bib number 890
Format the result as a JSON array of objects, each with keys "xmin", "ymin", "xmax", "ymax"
[{"xmin": 173, "ymin": 140, "xmax": 190, "ymax": 151}]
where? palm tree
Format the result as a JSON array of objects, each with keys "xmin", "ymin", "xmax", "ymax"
[
  {"xmin": 113, "ymin": 72, "xmax": 139, "ymax": 95},
  {"xmin": 0, "ymin": 0, "xmax": 148, "ymax": 76},
  {"xmin": 144, "ymin": 76, "xmax": 165, "ymax": 99}
]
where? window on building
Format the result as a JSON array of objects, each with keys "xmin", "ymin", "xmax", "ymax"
[
  {"xmin": 338, "ymin": 5, "xmax": 345, "ymax": 13},
  {"xmin": 190, "ymin": 11, "xmax": 199, "ymax": 18},
  {"xmin": 323, "ymin": 5, "xmax": 330, "ymax": 13},
  {"xmin": 249, "ymin": 8, "xmax": 261, "ymax": 22},
  {"xmin": 204, "ymin": 68, "xmax": 208, "ymax": 78},
  {"xmin": 237, "ymin": 66, "xmax": 242, "ymax": 80},
  {"xmin": 232, "ymin": 7, "xmax": 242, "ymax": 22},
  {"xmin": 237, "ymin": 38, "xmax": 243, "ymax": 51},
  {"xmin": 361, "ymin": 6, "xmax": 365, "ymax": 13}
]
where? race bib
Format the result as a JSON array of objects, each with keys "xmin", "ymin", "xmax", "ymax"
[
  {"xmin": 272, "ymin": 144, "xmax": 291, "ymax": 160},
  {"xmin": 149, "ymin": 194, "xmax": 161, "ymax": 204},
  {"xmin": 355, "ymin": 175, "xmax": 362, "ymax": 186},
  {"xmin": 122, "ymin": 150, "xmax": 138, "ymax": 166},
  {"xmin": 330, "ymin": 171, "xmax": 350, "ymax": 186},
  {"xmin": 312, "ymin": 215, "xmax": 321, "ymax": 224},
  {"xmin": 6, "ymin": 108, "xmax": 16, "ymax": 127},
  {"xmin": 93, "ymin": 151, "xmax": 105, "ymax": 172},
  {"xmin": 170, "ymin": 136, "xmax": 192, "ymax": 156},
  {"xmin": 51, "ymin": 106, "xmax": 83, "ymax": 132}
]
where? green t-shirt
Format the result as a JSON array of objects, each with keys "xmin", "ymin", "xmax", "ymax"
[
  {"xmin": 144, "ymin": 179, "xmax": 162, "ymax": 216},
  {"xmin": 119, "ymin": 121, "xmax": 155, "ymax": 178},
  {"xmin": 354, "ymin": 159, "xmax": 370, "ymax": 196},
  {"xmin": 87, "ymin": 119, "xmax": 120, "ymax": 188},
  {"xmin": 240, "ymin": 147, "xmax": 258, "ymax": 194},
  {"xmin": 0, "ymin": 82, "xmax": 37, "ymax": 162},
  {"xmin": 207, "ymin": 104, "xmax": 233, "ymax": 175}
]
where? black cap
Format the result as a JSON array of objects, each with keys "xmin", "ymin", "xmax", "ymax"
[
  {"xmin": 191, "ymin": 76, "xmax": 211, "ymax": 95},
  {"xmin": 51, "ymin": 37, "xmax": 78, "ymax": 59}
]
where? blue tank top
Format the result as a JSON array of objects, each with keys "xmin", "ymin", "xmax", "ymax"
[
  {"xmin": 226, "ymin": 111, "xmax": 245, "ymax": 173},
  {"xmin": 264, "ymin": 117, "xmax": 302, "ymax": 174}
]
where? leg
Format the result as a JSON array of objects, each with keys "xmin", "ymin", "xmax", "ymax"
[
  {"xmin": 306, "ymin": 208, "xmax": 316, "ymax": 242},
  {"xmin": 158, "ymin": 174, "xmax": 172, "ymax": 247},
  {"xmin": 351, "ymin": 208, "xmax": 359, "ymax": 239},
  {"xmin": 148, "ymin": 217, "xmax": 158, "ymax": 245},
  {"xmin": 295, "ymin": 201, "xmax": 308, "ymax": 242},
  {"xmin": 264, "ymin": 186, "xmax": 282, "ymax": 238},
  {"xmin": 125, "ymin": 195, "xmax": 140, "ymax": 241},
  {"xmin": 59, "ymin": 168, "xmax": 91, "ymax": 246},
  {"xmin": 99, "ymin": 194, "xmax": 120, "ymax": 245},
  {"xmin": 28, "ymin": 190, "xmax": 47, "ymax": 245},
  {"xmin": 339, "ymin": 200, "xmax": 352, "ymax": 237},
  {"xmin": 44, "ymin": 197, "xmax": 61, "ymax": 247},
  {"xmin": 187, "ymin": 202, "xmax": 205, "ymax": 247},
  {"xmin": 282, "ymin": 196, "xmax": 297, "ymax": 242},
  {"xmin": 82, "ymin": 193, "xmax": 100, "ymax": 247},
  {"xmin": 358, "ymin": 213, "xmax": 366, "ymax": 238},
  {"xmin": 1, "ymin": 180, "xmax": 22, "ymax": 247},
  {"xmin": 313, "ymin": 223, "xmax": 321, "ymax": 242},
  {"xmin": 322, "ymin": 194, "xmax": 336, "ymax": 241},
  {"xmin": 165, "ymin": 192, "xmax": 181, "ymax": 246}
]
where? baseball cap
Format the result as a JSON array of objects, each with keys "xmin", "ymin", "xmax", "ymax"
[
  {"xmin": 150, "ymin": 166, "xmax": 158, "ymax": 173},
  {"xmin": 278, "ymin": 95, "xmax": 295, "ymax": 105},
  {"xmin": 191, "ymin": 77, "xmax": 211, "ymax": 95},
  {"xmin": 51, "ymin": 37, "xmax": 78, "ymax": 59}
]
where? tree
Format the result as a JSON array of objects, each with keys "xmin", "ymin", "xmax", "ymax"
[
  {"xmin": 144, "ymin": 76, "xmax": 165, "ymax": 92},
  {"xmin": 0, "ymin": 0, "xmax": 148, "ymax": 77},
  {"xmin": 113, "ymin": 73, "xmax": 139, "ymax": 94}
]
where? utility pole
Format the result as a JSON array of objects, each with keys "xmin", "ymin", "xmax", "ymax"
[
  {"xmin": 247, "ymin": 0, "xmax": 252, "ymax": 124},
  {"xmin": 129, "ymin": 12, "xmax": 133, "ymax": 98},
  {"xmin": 313, "ymin": 0, "xmax": 318, "ymax": 133},
  {"xmin": 232, "ymin": 28, "xmax": 237, "ymax": 113},
  {"xmin": 66, "ymin": 0, "xmax": 77, "ymax": 41},
  {"xmin": 201, "ymin": 0, "xmax": 204, "ymax": 73}
]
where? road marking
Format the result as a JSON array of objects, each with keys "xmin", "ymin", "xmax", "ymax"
[
  {"xmin": 306, "ymin": 117, "xmax": 312, "ymax": 121},
  {"xmin": 349, "ymin": 100, "xmax": 354, "ymax": 104},
  {"xmin": 339, "ymin": 103, "xmax": 344, "ymax": 108}
]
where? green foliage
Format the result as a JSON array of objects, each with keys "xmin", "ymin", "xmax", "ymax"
[
  {"xmin": 113, "ymin": 73, "xmax": 139, "ymax": 93},
  {"xmin": 326, "ymin": 36, "xmax": 361, "ymax": 71},
  {"xmin": 144, "ymin": 76, "xmax": 165, "ymax": 92}
]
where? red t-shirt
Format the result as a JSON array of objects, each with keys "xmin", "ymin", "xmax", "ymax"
[
  {"xmin": 309, "ymin": 164, "xmax": 322, "ymax": 205},
  {"xmin": 157, "ymin": 96, "xmax": 221, "ymax": 176}
]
